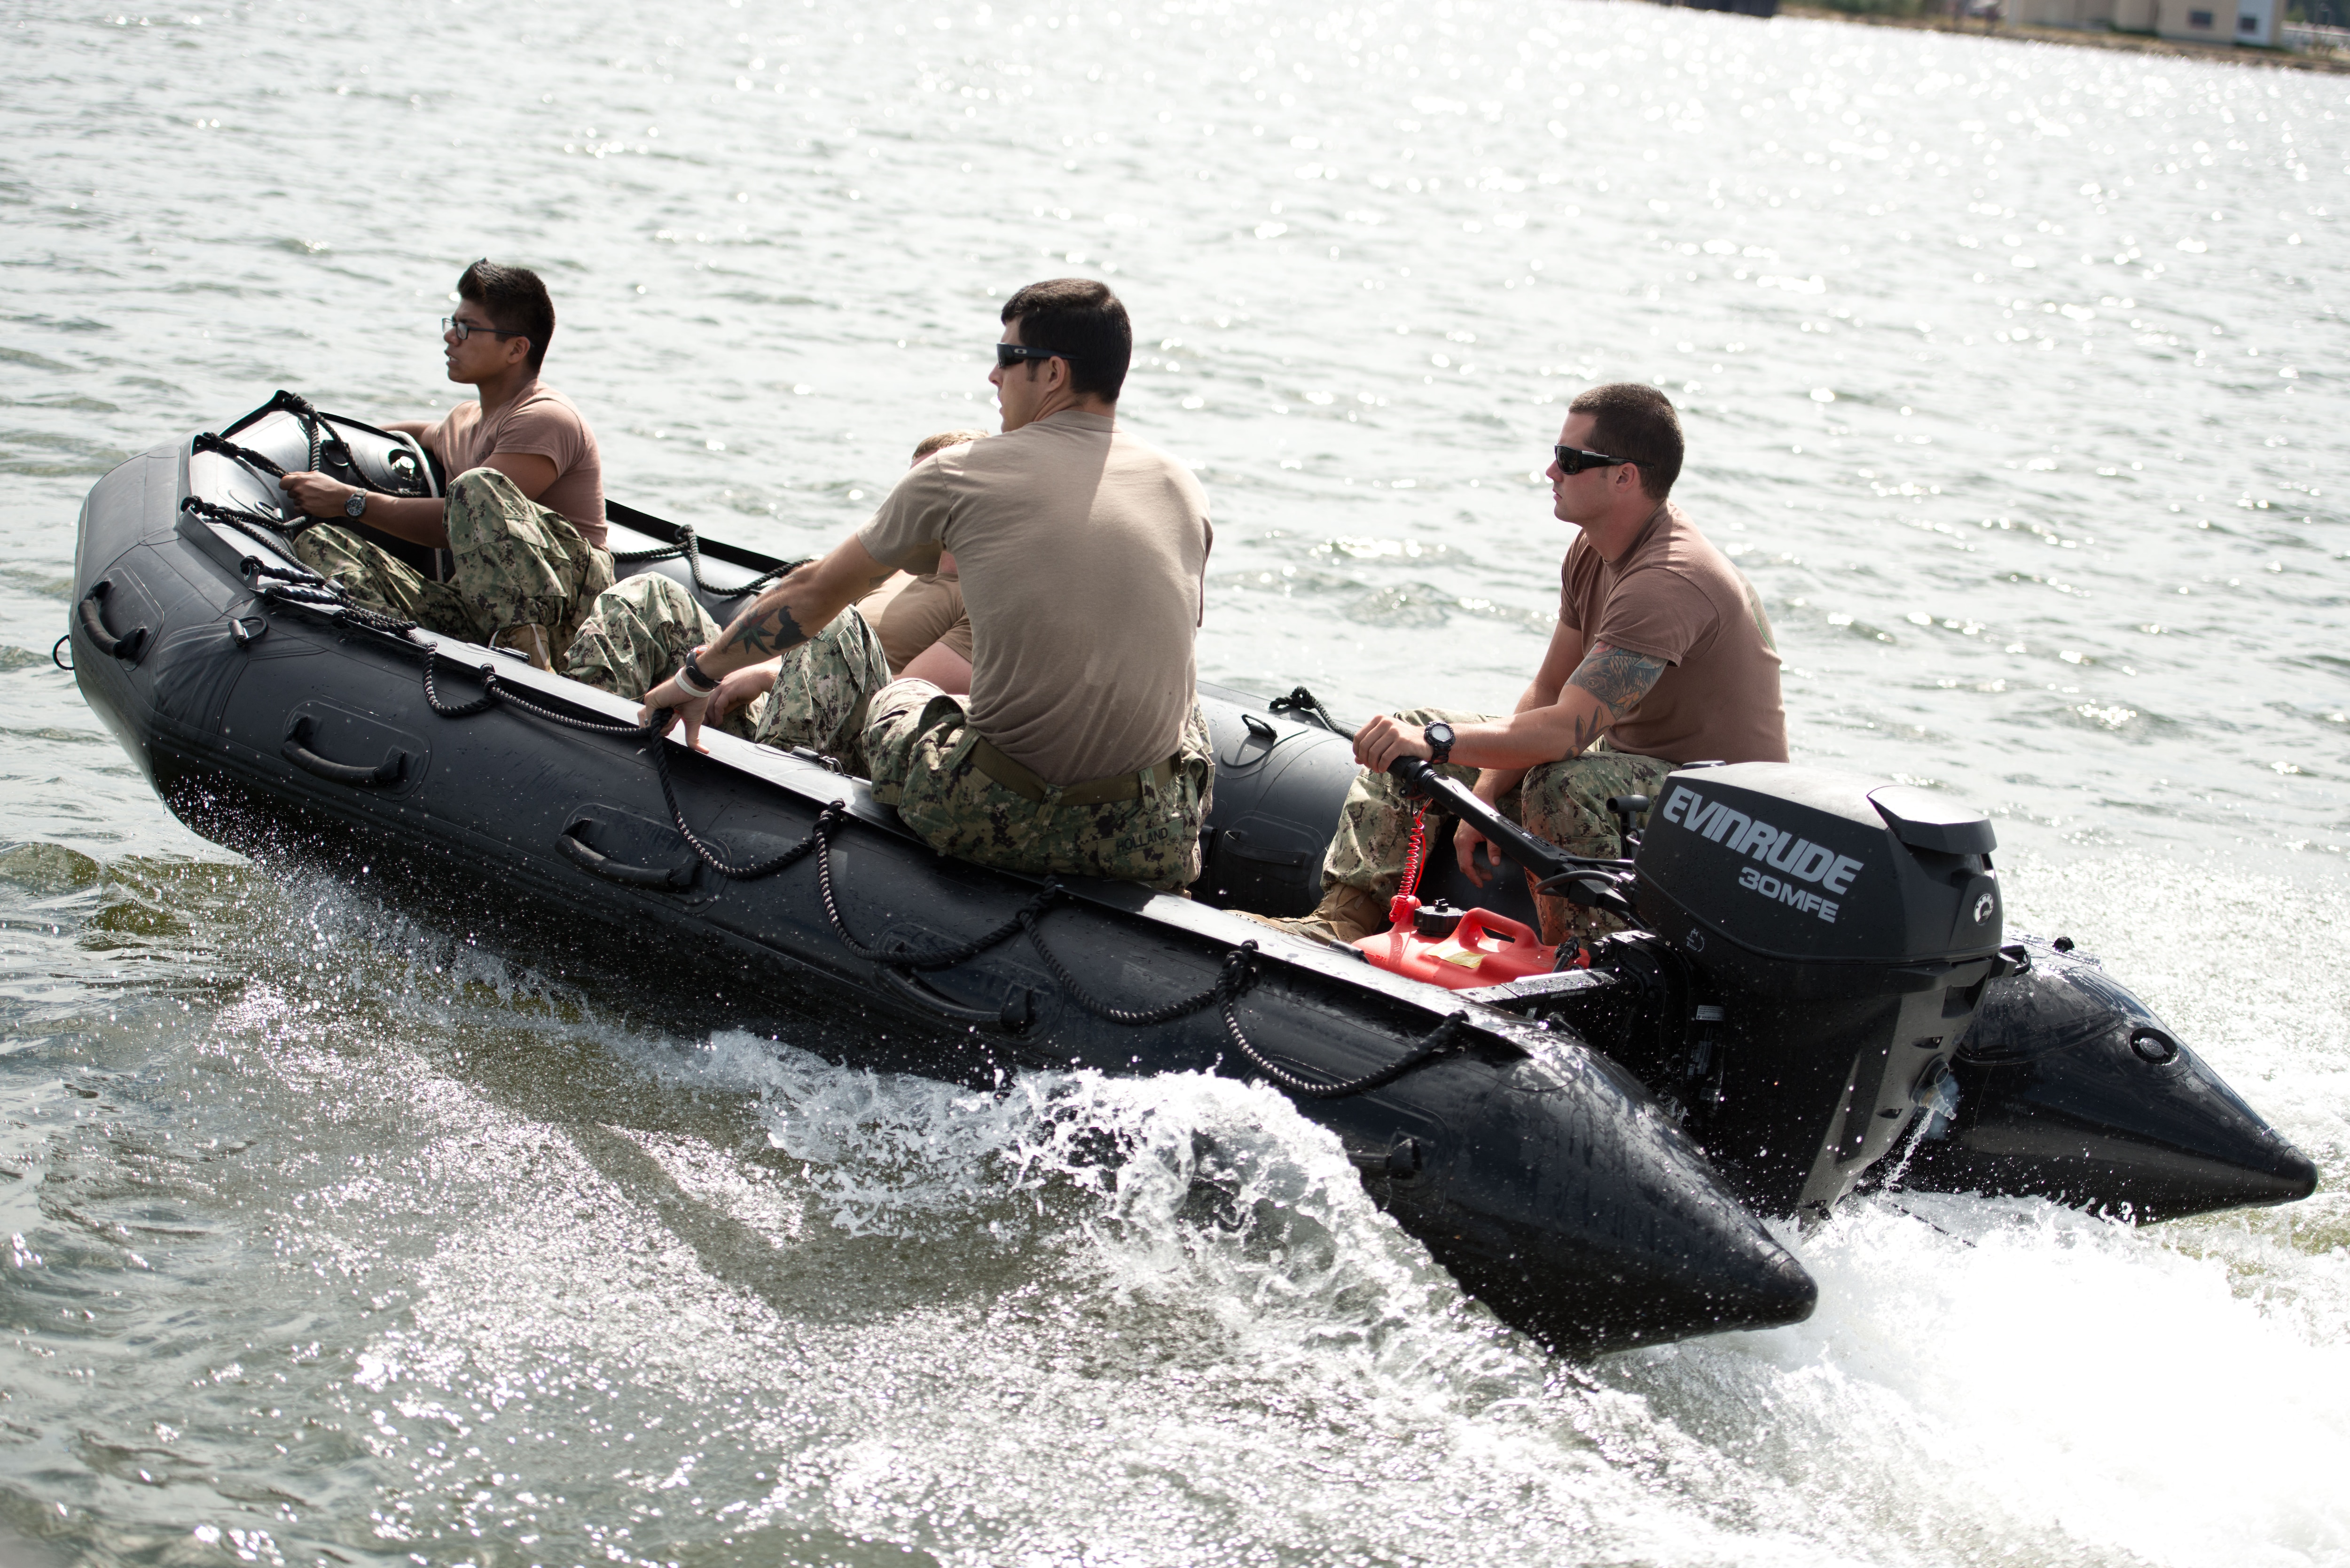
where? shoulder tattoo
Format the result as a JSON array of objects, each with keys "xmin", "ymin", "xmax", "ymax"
[{"xmin": 1568, "ymin": 640, "xmax": 1668, "ymax": 719}]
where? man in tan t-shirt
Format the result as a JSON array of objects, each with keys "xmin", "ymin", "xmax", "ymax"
[
  {"xmin": 875, "ymin": 428, "xmax": 985, "ymax": 693},
  {"xmin": 563, "ymin": 429, "xmax": 984, "ymax": 766},
  {"xmin": 1269, "ymin": 382, "xmax": 1788, "ymax": 946},
  {"xmin": 634, "ymin": 279, "xmax": 1216, "ymax": 891},
  {"xmin": 277, "ymin": 259, "xmax": 612, "ymax": 671}
]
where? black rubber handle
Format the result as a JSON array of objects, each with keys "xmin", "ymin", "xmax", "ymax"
[
  {"xmin": 1389, "ymin": 757, "xmax": 1579, "ymax": 881},
  {"xmin": 78, "ymin": 581, "xmax": 148, "ymax": 664},
  {"xmin": 281, "ymin": 717, "xmax": 405, "ymax": 787},
  {"xmin": 559, "ymin": 823, "xmax": 695, "ymax": 889},
  {"xmin": 873, "ymin": 964, "xmax": 1032, "ymax": 1034}
]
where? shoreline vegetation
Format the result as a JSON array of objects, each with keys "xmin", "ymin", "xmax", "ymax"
[{"xmin": 1778, "ymin": 2, "xmax": 2350, "ymax": 70}]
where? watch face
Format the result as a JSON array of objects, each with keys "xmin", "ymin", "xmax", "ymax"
[
  {"xmin": 1425, "ymin": 722, "xmax": 1453, "ymax": 755},
  {"xmin": 344, "ymin": 491, "xmax": 366, "ymax": 518}
]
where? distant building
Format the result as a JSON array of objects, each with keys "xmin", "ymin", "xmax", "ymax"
[
  {"xmin": 2014, "ymin": 0, "xmax": 2276, "ymax": 39},
  {"xmin": 2157, "ymin": 0, "xmax": 2278, "ymax": 43},
  {"xmin": 2017, "ymin": 0, "xmax": 2117, "ymax": 24}
]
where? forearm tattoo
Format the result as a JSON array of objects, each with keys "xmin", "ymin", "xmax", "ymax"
[
  {"xmin": 720, "ymin": 595, "xmax": 810, "ymax": 659},
  {"xmin": 1568, "ymin": 641, "xmax": 1668, "ymax": 721}
]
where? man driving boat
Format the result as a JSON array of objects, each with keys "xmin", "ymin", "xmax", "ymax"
[
  {"xmin": 1264, "ymin": 383, "xmax": 1788, "ymax": 946},
  {"xmin": 630, "ymin": 278, "xmax": 1216, "ymax": 892},
  {"xmin": 277, "ymin": 259, "xmax": 611, "ymax": 672}
]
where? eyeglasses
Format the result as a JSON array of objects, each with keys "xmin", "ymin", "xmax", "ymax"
[
  {"xmin": 995, "ymin": 342, "xmax": 1074, "ymax": 369},
  {"xmin": 442, "ymin": 316, "xmax": 524, "ymax": 343},
  {"xmin": 1554, "ymin": 445, "xmax": 1632, "ymax": 475}
]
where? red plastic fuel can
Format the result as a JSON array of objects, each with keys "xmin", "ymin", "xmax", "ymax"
[{"xmin": 1354, "ymin": 895, "xmax": 1572, "ymax": 991}]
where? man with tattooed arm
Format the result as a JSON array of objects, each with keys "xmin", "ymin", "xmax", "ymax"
[{"xmin": 1267, "ymin": 383, "xmax": 1787, "ymax": 946}]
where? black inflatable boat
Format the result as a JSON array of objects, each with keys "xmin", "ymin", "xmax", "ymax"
[{"xmin": 64, "ymin": 395, "xmax": 2318, "ymax": 1353}]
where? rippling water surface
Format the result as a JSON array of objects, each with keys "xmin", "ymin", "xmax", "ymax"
[{"xmin": 2, "ymin": 1, "xmax": 2346, "ymax": 1563}]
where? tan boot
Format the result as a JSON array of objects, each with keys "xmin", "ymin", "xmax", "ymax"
[
  {"xmin": 493, "ymin": 622, "xmax": 553, "ymax": 672},
  {"xmin": 1235, "ymin": 884, "xmax": 1388, "ymax": 948}
]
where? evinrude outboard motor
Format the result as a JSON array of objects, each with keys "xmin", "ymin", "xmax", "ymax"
[
  {"xmin": 1582, "ymin": 763, "xmax": 2009, "ymax": 1218},
  {"xmin": 1210, "ymin": 725, "xmax": 2314, "ymax": 1231},
  {"xmin": 1360, "ymin": 758, "xmax": 2006, "ymax": 1218}
]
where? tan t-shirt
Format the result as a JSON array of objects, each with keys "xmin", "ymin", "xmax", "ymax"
[
  {"xmin": 858, "ymin": 410, "xmax": 1212, "ymax": 784},
  {"xmin": 427, "ymin": 380, "xmax": 607, "ymax": 548},
  {"xmin": 1559, "ymin": 502, "xmax": 1788, "ymax": 765},
  {"xmin": 877, "ymin": 572, "xmax": 973, "ymax": 672}
]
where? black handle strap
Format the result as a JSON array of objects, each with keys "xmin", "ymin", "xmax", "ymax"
[
  {"xmin": 281, "ymin": 716, "xmax": 405, "ymax": 787},
  {"xmin": 872, "ymin": 965, "xmax": 1033, "ymax": 1033},
  {"xmin": 559, "ymin": 822, "xmax": 696, "ymax": 890},
  {"xmin": 77, "ymin": 581, "xmax": 147, "ymax": 664}
]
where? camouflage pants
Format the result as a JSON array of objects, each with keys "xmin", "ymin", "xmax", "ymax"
[
  {"xmin": 564, "ymin": 573, "xmax": 891, "ymax": 772},
  {"xmin": 291, "ymin": 467, "xmax": 614, "ymax": 662},
  {"xmin": 863, "ymin": 678, "xmax": 1215, "ymax": 892},
  {"xmin": 1320, "ymin": 707, "xmax": 1676, "ymax": 942}
]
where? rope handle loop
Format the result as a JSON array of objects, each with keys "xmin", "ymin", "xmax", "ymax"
[
  {"xmin": 606, "ymin": 523, "xmax": 802, "ymax": 601},
  {"xmin": 1222, "ymin": 1005, "xmax": 1471, "ymax": 1100}
]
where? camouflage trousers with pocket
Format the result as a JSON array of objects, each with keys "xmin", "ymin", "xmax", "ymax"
[
  {"xmin": 564, "ymin": 572, "xmax": 891, "ymax": 772},
  {"xmin": 291, "ymin": 467, "xmax": 615, "ymax": 663},
  {"xmin": 1320, "ymin": 706, "xmax": 1677, "ymax": 943},
  {"xmin": 862, "ymin": 677, "xmax": 1215, "ymax": 892}
]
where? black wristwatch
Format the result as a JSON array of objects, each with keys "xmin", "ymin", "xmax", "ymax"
[
  {"xmin": 342, "ymin": 489, "xmax": 368, "ymax": 519},
  {"xmin": 1423, "ymin": 720, "xmax": 1455, "ymax": 766}
]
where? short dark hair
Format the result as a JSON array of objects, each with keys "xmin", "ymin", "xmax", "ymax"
[
  {"xmin": 911, "ymin": 428, "xmax": 988, "ymax": 463},
  {"xmin": 458, "ymin": 259, "xmax": 556, "ymax": 373},
  {"xmin": 1000, "ymin": 279, "xmax": 1130, "ymax": 403},
  {"xmin": 1569, "ymin": 382, "xmax": 1684, "ymax": 500}
]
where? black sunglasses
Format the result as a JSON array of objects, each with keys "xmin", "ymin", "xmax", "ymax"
[
  {"xmin": 1554, "ymin": 445, "xmax": 1631, "ymax": 475},
  {"xmin": 996, "ymin": 342, "xmax": 1075, "ymax": 369},
  {"xmin": 443, "ymin": 315, "xmax": 524, "ymax": 343}
]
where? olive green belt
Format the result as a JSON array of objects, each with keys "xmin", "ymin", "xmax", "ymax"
[{"xmin": 967, "ymin": 735, "xmax": 1180, "ymax": 806}]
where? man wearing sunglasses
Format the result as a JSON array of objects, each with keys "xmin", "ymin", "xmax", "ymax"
[
  {"xmin": 625, "ymin": 278, "xmax": 1215, "ymax": 891},
  {"xmin": 277, "ymin": 259, "xmax": 610, "ymax": 671},
  {"xmin": 1268, "ymin": 382, "xmax": 1787, "ymax": 947}
]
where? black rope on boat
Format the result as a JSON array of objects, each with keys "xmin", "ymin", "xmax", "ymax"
[
  {"xmin": 1222, "ymin": 999, "xmax": 1471, "ymax": 1100},
  {"xmin": 249, "ymin": 567, "xmax": 418, "ymax": 640},
  {"xmin": 420, "ymin": 647, "xmax": 815, "ymax": 878},
  {"xmin": 607, "ymin": 523, "xmax": 801, "ymax": 601},
  {"xmin": 210, "ymin": 391, "xmax": 428, "ymax": 497},
  {"xmin": 813, "ymin": 809, "xmax": 1057, "ymax": 967},
  {"xmin": 192, "ymin": 430, "xmax": 290, "ymax": 480},
  {"xmin": 647, "ymin": 742, "xmax": 822, "ymax": 881},
  {"xmin": 183, "ymin": 493, "xmax": 319, "ymax": 550},
  {"xmin": 419, "ymin": 646, "xmax": 501, "ymax": 719},
  {"xmin": 220, "ymin": 390, "xmax": 325, "ymax": 467},
  {"xmin": 1268, "ymin": 685, "xmax": 1354, "ymax": 740},
  {"xmin": 1018, "ymin": 909, "xmax": 1243, "ymax": 1028},
  {"xmin": 1014, "ymin": 921, "xmax": 1455, "ymax": 1096}
]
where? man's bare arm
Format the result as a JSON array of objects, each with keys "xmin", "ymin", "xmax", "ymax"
[
  {"xmin": 636, "ymin": 532, "xmax": 892, "ymax": 749},
  {"xmin": 1570, "ymin": 642, "xmax": 1670, "ymax": 717},
  {"xmin": 1355, "ymin": 638, "xmax": 1666, "ymax": 774},
  {"xmin": 275, "ymin": 452, "xmax": 558, "ymax": 552},
  {"xmin": 1470, "ymin": 619, "xmax": 1587, "ymax": 804}
]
